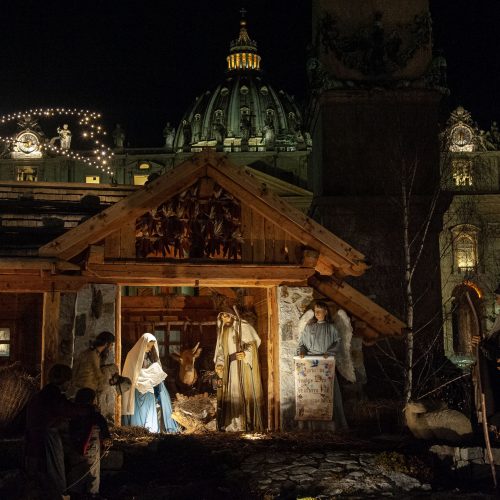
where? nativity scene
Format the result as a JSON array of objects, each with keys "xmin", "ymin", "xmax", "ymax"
[{"xmin": 0, "ymin": 151, "xmax": 404, "ymax": 436}]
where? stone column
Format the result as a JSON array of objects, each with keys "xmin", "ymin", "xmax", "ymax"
[{"xmin": 277, "ymin": 285, "xmax": 314, "ymax": 430}]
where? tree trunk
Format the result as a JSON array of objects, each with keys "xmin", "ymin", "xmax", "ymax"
[{"xmin": 402, "ymin": 181, "xmax": 414, "ymax": 403}]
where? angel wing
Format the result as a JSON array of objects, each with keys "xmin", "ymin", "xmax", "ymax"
[
  {"xmin": 297, "ymin": 309, "xmax": 314, "ymax": 337},
  {"xmin": 333, "ymin": 309, "xmax": 356, "ymax": 383}
]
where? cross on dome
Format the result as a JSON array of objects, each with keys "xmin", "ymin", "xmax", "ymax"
[{"xmin": 227, "ymin": 11, "xmax": 261, "ymax": 72}]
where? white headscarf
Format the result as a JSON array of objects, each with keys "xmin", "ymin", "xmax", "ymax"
[{"xmin": 121, "ymin": 333, "xmax": 167, "ymax": 416}]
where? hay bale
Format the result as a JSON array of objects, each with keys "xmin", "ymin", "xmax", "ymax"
[
  {"xmin": 171, "ymin": 393, "xmax": 217, "ymax": 434},
  {"xmin": 0, "ymin": 363, "xmax": 38, "ymax": 428}
]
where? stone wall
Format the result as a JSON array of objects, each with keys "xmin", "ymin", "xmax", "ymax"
[
  {"xmin": 277, "ymin": 285, "xmax": 314, "ymax": 430},
  {"xmin": 73, "ymin": 284, "xmax": 117, "ymax": 420},
  {"xmin": 440, "ymin": 194, "xmax": 500, "ymax": 364},
  {"xmin": 430, "ymin": 444, "xmax": 500, "ymax": 479}
]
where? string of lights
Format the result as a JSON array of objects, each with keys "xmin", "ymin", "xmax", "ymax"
[{"xmin": 0, "ymin": 108, "xmax": 114, "ymax": 175}]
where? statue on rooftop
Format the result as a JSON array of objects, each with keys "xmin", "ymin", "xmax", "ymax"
[
  {"xmin": 182, "ymin": 120, "xmax": 192, "ymax": 152},
  {"xmin": 240, "ymin": 114, "xmax": 250, "ymax": 145},
  {"xmin": 51, "ymin": 124, "xmax": 72, "ymax": 150},
  {"xmin": 263, "ymin": 113, "xmax": 275, "ymax": 150},
  {"xmin": 477, "ymin": 129, "xmax": 496, "ymax": 151},
  {"xmin": 163, "ymin": 122, "xmax": 175, "ymax": 152},
  {"xmin": 487, "ymin": 121, "xmax": 500, "ymax": 149},
  {"xmin": 112, "ymin": 124, "xmax": 125, "ymax": 149},
  {"xmin": 213, "ymin": 119, "xmax": 226, "ymax": 151}
]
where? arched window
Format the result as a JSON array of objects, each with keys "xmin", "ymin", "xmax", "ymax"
[{"xmin": 452, "ymin": 225, "xmax": 479, "ymax": 273}]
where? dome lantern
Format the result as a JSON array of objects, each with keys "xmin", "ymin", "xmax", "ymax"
[
  {"xmin": 174, "ymin": 11, "xmax": 311, "ymax": 156},
  {"xmin": 227, "ymin": 11, "xmax": 261, "ymax": 72}
]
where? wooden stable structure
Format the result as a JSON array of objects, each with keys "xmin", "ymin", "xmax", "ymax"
[{"xmin": 0, "ymin": 151, "xmax": 405, "ymax": 429}]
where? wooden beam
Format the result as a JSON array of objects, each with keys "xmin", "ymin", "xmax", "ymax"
[
  {"xmin": 0, "ymin": 276, "xmax": 88, "ymax": 293},
  {"xmin": 114, "ymin": 285, "xmax": 122, "ymax": 426},
  {"xmin": 267, "ymin": 286, "xmax": 280, "ymax": 431},
  {"xmin": 315, "ymin": 256, "xmax": 335, "ymax": 276},
  {"xmin": 39, "ymin": 158, "xmax": 207, "ymax": 260},
  {"xmin": 120, "ymin": 220, "xmax": 136, "ymax": 259},
  {"xmin": 0, "ymin": 258, "xmax": 80, "ymax": 272},
  {"xmin": 121, "ymin": 295, "xmax": 216, "ymax": 309},
  {"xmin": 206, "ymin": 162, "xmax": 368, "ymax": 276},
  {"xmin": 252, "ymin": 211, "xmax": 265, "ymax": 262},
  {"xmin": 104, "ymin": 230, "xmax": 121, "ymax": 259},
  {"xmin": 308, "ymin": 274, "xmax": 405, "ymax": 340},
  {"xmin": 240, "ymin": 205, "xmax": 253, "ymax": 262},
  {"xmin": 87, "ymin": 245, "xmax": 105, "ymax": 265},
  {"xmin": 199, "ymin": 287, "xmax": 238, "ymax": 300},
  {"xmin": 86, "ymin": 262, "xmax": 315, "ymax": 286},
  {"xmin": 41, "ymin": 292, "xmax": 61, "ymax": 386}
]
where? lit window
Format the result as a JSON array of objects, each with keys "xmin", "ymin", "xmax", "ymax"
[
  {"xmin": 133, "ymin": 175, "xmax": 149, "ymax": 186},
  {"xmin": 0, "ymin": 328, "xmax": 10, "ymax": 357},
  {"xmin": 86, "ymin": 176, "xmax": 100, "ymax": 184},
  {"xmin": 452, "ymin": 225, "xmax": 479, "ymax": 272},
  {"xmin": 17, "ymin": 167, "xmax": 37, "ymax": 182},
  {"xmin": 456, "ymin": 235, "xmax": 476, "ymax": 269},
  {"xmin": 452, "ymin": 159, "xmax": 473, "ymax": 186},
  {"xmin": 138, "ymin": 162, "xmax": 150, "ymax": 170}
]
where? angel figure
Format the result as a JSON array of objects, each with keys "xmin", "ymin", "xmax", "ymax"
[{"xmin": 297, "ymin": 301, "xmax": 356, "ymax": 431}]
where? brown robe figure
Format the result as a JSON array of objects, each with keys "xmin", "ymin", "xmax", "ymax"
[{"xmin": 214, "ymin": 308, "xmax": 263, "ymax": 432}]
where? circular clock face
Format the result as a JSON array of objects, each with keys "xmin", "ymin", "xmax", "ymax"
[
  {"xmin": 451, "ymin": 125, "xmax": 473, "ymax": 147},
  {"xmin": 17, "ymin": 132, "xmax": 39, "ymax": 154}
]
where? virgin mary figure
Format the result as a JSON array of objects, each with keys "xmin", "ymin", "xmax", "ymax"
[{"xmin": 121, "ymin": 333, "xmax": 178, "ymax": 433}]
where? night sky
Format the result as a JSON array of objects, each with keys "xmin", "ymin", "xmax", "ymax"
[{"xmin": 0, "ymin": 0, "xmax": 499, "ymax": 147}]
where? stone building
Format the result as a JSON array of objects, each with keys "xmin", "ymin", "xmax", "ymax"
[
  {"xmin": 439, "ymin": 106, "xmax": 500, "ymax": 369},
  {"xmin": 306, "ymin": 0, "xmax": 447, "ymax": 325}
]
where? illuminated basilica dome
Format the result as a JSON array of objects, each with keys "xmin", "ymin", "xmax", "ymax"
[{"xmin": 174, "ymin": 17, "xmax": 309, "ymax": 153}]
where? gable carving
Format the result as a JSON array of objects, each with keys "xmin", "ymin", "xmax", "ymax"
[{"xmin": 135, "ymin": 178, "xmax": 243, "ymax": 259}]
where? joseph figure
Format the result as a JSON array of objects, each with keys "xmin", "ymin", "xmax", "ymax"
[{"xmin": 214, "ymin": 307, "xmax": 263, "ymax": 432}]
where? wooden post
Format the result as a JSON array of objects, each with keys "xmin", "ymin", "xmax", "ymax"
[
  {"xmin": 120, "ymin": 220, "xmax": 137, "ymax": 259},
  {"xmin": 301, "ymin": 248, "xmax": 320, "ymax": 268},
  {"xmin": 41, "ymin": 291, "xmax": 61, "ymax": 387},
  {"xmin": 267, "ymin": 286, "xmax": 280, "ymax": 431},
  {"xmin": 114, "ymin": 285, "xmax": 122, "ymax": 426}
]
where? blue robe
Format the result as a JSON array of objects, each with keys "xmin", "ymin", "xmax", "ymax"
[{"xmin": 122, "ymin": 381, "xmax": 178, "ymax": 433}]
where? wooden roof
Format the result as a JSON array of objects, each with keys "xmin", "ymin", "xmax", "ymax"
[
  {"xmin": 31, "ymin": 151, "xmax": 403, "ymax": 340},
  {"xmin": 39, "ymin": 151, "xmax": 367, "ymax": 276}
]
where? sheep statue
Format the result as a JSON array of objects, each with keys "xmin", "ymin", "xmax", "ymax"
[{"xmin": 404, "ymin": 401, "xmax": 473, "ymax": 444}]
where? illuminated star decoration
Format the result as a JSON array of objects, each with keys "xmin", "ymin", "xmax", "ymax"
[{"xmin": 0, "ymin": 108, "xmax": 114, "ymax": 175}]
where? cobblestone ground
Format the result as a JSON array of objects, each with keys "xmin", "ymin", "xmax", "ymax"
[
  {"xmin": 97, "ymin": 431, "xmax": 497, "ymax": 500},
  {"xmin": 0, "ymin": 431, "xmax": 497, "ymax": 499},
  {"xmin": 233, "ymin": 449, "xmax": 431, "ymax": 498}
]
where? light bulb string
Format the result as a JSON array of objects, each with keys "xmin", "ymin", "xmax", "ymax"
[{"xmin": 0, "ymin": 108, "xmax": 115, "ymax": 175}]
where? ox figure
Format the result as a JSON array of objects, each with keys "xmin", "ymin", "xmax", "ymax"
[{"xmin": 171, "ymin": 342, "xmax": 203, "ymax": 389}]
